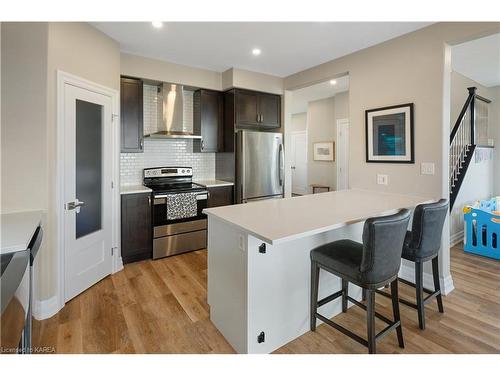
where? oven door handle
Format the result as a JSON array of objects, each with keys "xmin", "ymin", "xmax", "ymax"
[{"xmin": 154, "ymin": 192, "xmax": 209, "ymax": 199}]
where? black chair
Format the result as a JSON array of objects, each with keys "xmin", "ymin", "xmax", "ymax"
[
  {"xmin": 310, "ymin": 209, "xmax": 411, "ymax": 354},
  {"xmin": 376, "ymin": 199, "xmax": 448, "ymax": 330}
]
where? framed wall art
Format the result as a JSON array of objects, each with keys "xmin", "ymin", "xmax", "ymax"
[
  {"xmin": 365, "ymin": 103, "xmax": 414, "ymax": 163},
  {"xmin": 313, "ymin": 142, "xmax": 334, "ymax": 161}
]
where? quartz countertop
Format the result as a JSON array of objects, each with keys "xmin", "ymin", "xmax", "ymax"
[
  {"xmin": 194, "ymin": 180, "xmax": 234, "ymax": 188},
  {"xmin": 1, "ymin": 211, "xmax": 43, "ymax": 255},
  {"xmin": 203, "ymin": 188, "xmax": 432, "ymax": 245},
  {"xmin": 120, "ymin": 185, "xmax": 152, "ymax": 195}
]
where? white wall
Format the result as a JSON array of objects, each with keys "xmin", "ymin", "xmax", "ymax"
[
  {"xmin": 291, "ymin": 112, "xmax": 307, "ymax": 132},
  {"xmin": 449, "ymin": 72, "xmax": 498, "ymax": 244},
  {"xmin": 450, "ymin": 148, "xmax": 494, "ymax": 245},
  {"xmin": 491, "ymin": 86, "xmax": 500, "ymax": 195}
]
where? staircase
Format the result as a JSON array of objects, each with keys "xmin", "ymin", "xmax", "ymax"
[{"xmin": 449, "ymin": 87, "xmax": 491, "ymax": 210}]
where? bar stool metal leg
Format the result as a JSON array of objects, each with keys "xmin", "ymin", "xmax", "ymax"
[
  {"xmin": 341, "ymin": 279, "xmax": 348, "ymax": 313},
  {"xmin": 310, "ymin": 261, "xmax": 319, "ymax": 331},
  {"xmin": 390, "ymin": 280, "xmax": 404, "ymax": 348},
  {"xmin": 366, "ymin": 289, "xmax": 376, "ymax": 354},
  {"xmin": 415, "ymin": 261, "xmax": 425, "ymax": 330}
]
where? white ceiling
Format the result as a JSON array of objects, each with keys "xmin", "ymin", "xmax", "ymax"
[
  {"xmin": 291, "ymin": 75, "xmax": 349, "ymax": 114},
  {"xmin": 92, "ymin": 22, "xmax": 432, "ymax": 77},
  {"xmin": 452, "ymin": 33, "xmax": 500, "ymax": 87}
]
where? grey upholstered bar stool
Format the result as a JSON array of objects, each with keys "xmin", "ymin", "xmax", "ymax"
[
  {"xmin": 376, "ymin": 199, "xmax": 448, "ymax": 330},
  {"xmin": 310, "ymin": 209, "xmax": 411, "ymax": 354}
]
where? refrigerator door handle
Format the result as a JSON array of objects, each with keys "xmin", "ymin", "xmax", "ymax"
[{"xmin": 278, "ymin": 143, "xmax": 284, "ymax": 187}]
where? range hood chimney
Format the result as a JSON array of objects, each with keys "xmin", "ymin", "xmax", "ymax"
[{"xmin": 145, "ymin": 83, "xmax": 201, "ymax": 139}]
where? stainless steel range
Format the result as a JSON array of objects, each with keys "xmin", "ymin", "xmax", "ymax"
[{"xmin": 143, "ymin": 167, "xmax": 208, "ymax": 259}]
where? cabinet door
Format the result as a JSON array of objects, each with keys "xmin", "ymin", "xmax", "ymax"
[
  {"xmin": 121, "ymin": 193, "xmax": 152, "ymax": 263},
  {"xmin": 120, "ymin": 77, "xmax": 143, "ymax": 153},
  {"xmin": 208, "ymin": 186, "xmax": 234, "ymax": 208},
  {"xmin": 259, "ymin": 93, "xmax": 281, "ymax": 128},
  {"xmin": 194, "ymin": 90, "xmax": 223, "ymax": 153},
  {"xmin": 235, "ymin": 89, "xmax": 260, "ymax": 127}
]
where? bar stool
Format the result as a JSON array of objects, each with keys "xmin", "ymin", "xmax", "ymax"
[
  {"xmin": 376, "ymin": 199, "xmax": 448, "ymax": 330},
  {"xmin": 310, "ymin": 209, "xmax": 411, "ymax": 354}
]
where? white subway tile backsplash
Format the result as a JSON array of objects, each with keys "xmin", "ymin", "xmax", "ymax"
[{"xmin": 120, "ymin": 84, "xmax": 215, "ymax": 185}]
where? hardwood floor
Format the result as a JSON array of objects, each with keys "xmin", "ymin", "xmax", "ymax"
[{"xmin": 33, "ymin": 246, "xmax": 500, "ymax": 354}]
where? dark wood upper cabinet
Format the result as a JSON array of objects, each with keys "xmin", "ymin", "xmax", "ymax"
[
  {"xmin": 193, "ymin": 89, "xmax": 223, "ymax": 153},
  {"xmin": 233, "ymin": 89, "xmax": 281, "ymax": 129},
  {"xmin": 120, "ymin": 77, "xmax": 144, "ymax": 153},
  {"xmin": 235, "ymin": 90, "xmax": 260, "ymax": 127},
  {"xmin": 258, "ymin": 93, "xmax": 281, "ymax": 128},
  {"xmin": 121, "ymin": 192, "xmax": 152, "ymax": 264}
]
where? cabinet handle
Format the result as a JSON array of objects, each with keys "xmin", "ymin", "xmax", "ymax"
[
  {"xmin": 201, "ymin": 140, "xmax": 204, "ymax": 150},
  {"xmin": 260, "ymin": 114, "xmax": 263, "ymax": 123},
  {"xmin": 140, "ymin": 138, "xmax": 144, "ymax": 149},
  {"xmin": 256, "ymin": 114, "xmax": 260, "ymax": 123},
  {"xmin": 148, "ymin": 196, "xmax": 151, "ymax": 206}
]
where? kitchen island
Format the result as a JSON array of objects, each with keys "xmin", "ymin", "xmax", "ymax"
[{"xmin": 204, "ymin": 189, "xmax": 432, "ymax": 353}]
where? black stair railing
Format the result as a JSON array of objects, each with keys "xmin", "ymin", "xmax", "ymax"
[{"xmin": 449, "ymin": 87, "xmax": 491, "ymax": 210}]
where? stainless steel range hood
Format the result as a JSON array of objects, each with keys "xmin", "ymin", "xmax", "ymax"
[{"xmin": 145, "ymin": 82, "xmax": 202, "ymax": 139}]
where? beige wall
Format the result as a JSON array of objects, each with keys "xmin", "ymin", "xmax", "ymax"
[
  {"xmin": 306, "ymin": 97, "xmax": 336, "ymax": 189},
  {"xmin": 223, "ymin": 68, "xmax": 284, "ymax": 94},
  {"xmin": 284, "ymin": 22, "xmax": 500, "ymax": 288},
  {"xmin": 285, "ymin": 23, "xmax": 500, "ymax": 198},
  {"xmin": 1, "ymin": 23, "xmax": 49, "ymax": 213},
  {"xmin": 1, "ymin": 22, "xmax": 121, "ymax": 304},
  {"xmin": 121, "ymin": 52, "xmax": 222, "ymax": 91}
]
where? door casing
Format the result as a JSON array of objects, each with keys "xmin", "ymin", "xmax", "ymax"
[{"xmin": 56, "ymin": 71, "xmax": 121, "ymax": 315}]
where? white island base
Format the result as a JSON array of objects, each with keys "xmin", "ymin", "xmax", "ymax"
[{"xmin": 205, "ymin": 189, "xmax": 432, "ymax": 353}]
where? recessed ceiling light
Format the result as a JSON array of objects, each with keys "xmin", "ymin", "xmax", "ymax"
[
  {"xmin": 152, "ymin": 21, "xmax": 163, "ymax": 29},
  {"xmin": 330, "ymin": 79, "xmax": 337, "ymax": 85},
  {"xmin": 252, "ymin": 48, "xmax": 261, "ymax": 56}
]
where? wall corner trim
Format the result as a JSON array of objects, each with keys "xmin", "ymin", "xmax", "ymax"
[{"xmin": 399, "ymin": 263, "xmax": 455, "ymax": 296}]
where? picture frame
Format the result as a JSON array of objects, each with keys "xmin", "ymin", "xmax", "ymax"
[
  {"xmin": 313, "ymin": 141, "xmax": 335, "ymax": 161},
  {"xmin": 365, "ymin": 103, "xmax": 414, "ymax": 163}
]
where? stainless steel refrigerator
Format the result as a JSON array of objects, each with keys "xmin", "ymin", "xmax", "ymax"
[{"xmin": 236, "ymin": 130, "xmax": 284, "ymax": 203}]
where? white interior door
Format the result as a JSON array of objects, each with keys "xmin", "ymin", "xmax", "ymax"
[
  {"xmin": 336, "ymin": 119, "xmax": 349, "ymax": 190},
  {"xmin": 291, "ymin": 131, "xmax": 308, "ymax": 195},
  {"xmin": 64, "ymin": 83, "xmax": 113, "ymax": 302}
]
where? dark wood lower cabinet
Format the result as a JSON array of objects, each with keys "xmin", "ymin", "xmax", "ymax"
[
  {"xmin": 121, "ymin": 193, "xmax": 152, "ymax": 264},
  {"xmin": 208, "ymin": 185, "xmax": 234, "ymax": 208}
]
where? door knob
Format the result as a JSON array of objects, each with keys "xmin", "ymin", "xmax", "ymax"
[
  {"xmin": 291, "ymin": 166, "xmax": 296, "ymax": 169},
  {"xmin": 66, "ymin": 199, "xmax": 85, "ymax": 211}
]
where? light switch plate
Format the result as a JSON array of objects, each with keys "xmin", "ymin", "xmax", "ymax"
[
  {"xmin": 421, "ymin": 162, "xmax": 435, "ymax": 175},
  {"xmin": 377, "ymin": 174, "xmax": 388, "ymax": 185}
]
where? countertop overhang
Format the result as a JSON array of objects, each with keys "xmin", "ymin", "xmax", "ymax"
[
  {"xmin": 1, "ymin": 211, "xmax": 43, "ymax": 255},
  {"xmin": 203, "ymin": 189, "xmax": 434, "ymax": 245}
]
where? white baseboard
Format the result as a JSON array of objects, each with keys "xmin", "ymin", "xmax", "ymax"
[
  {"xmin": 33, "ymin": 295, "xmax": 61, "ymax": 320},
  {"xmin": 450, "ymin": 231, "xmax": 464, "ymax": 247},
  {"xmin": 399, "ymin": 263, "xmax": 454, "ymax": 296}
]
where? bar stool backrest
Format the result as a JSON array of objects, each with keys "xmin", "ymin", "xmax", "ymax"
[
  {"xmin": 407, "ymin": 199, "xmax": 449, "ymax": 259},
  {"xmin": 360, "ymin": 209, "xmax": 411, "ymax": 285}
]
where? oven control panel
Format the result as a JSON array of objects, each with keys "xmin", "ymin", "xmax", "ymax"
[{"xmin": 144, "ymin": 167, "xmax": 192, "ymax": 178}]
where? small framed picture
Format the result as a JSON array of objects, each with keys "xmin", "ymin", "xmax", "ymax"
[
  {"xmin": 365, "ymin": 103, "xmax": 414, "ymax": 163},
  {"xmin": 313, "ymin": 142, "xmax": 334, "ymax": 161}
]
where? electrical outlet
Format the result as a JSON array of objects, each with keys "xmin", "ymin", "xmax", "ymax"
[
  {"xmin": 421, "ymin": 162, "xmax": 435, "ymax": 175},
  {"xmin": 377, "ymin": 174, "xmax": 388, "ymax": 185}
]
